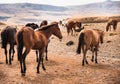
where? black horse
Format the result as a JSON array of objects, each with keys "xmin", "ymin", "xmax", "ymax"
[
  {"xmin": 1, "ymin": 26, "xmax": 17, "ymax": 64},
  {"xmin": 25, "ymin": 23, "xmax": 39, "ymax": 30}
]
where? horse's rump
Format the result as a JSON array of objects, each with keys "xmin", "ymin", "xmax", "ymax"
[{"xmin": 1, "ymin": 26, "xmax": 17, "ymax": 48}]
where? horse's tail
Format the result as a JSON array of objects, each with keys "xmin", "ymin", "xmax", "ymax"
[
  {"xmin": 1, "ymin": 30, "xmax": 8, "ymax": 48},
  {"xmin": 17, "ymin": 30, "xmax": 24, "ymax": 61},
  {"xmin": 76, "ymin": 32, "xmax": 84, "ymax": 54}
]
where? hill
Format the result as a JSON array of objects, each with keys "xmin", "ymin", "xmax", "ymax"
[{"xmin": 0, "ymin": 1, "xmax": 120, "ymax": 24}]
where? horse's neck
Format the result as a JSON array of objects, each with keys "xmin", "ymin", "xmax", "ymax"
[{"xmin": 41, "ymin": 28, "xmax": 53, "ymax": 39}]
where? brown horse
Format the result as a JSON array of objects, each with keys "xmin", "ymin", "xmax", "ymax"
[
  {"xmin": 16, "ymin": 22, "xmax": 62, "ymax": 76},
  {"xmin": 1, "ymin": 26, "xmax": 17, "ymax": 64},
  {"xmin": 35, "ymin": 20, "xmax": 48, "ymax": 61},
  {"xmin": 40, "ymin": 20, "xmax": 48, "ymax": 27},
  {"xmin": 66, "ymin": 20, "xmax": 82, "ymax": 35},
  {"xmin": 106, "ymin": 19, "xmax": 118, "ymax": 31},
  {"xmin": 76, "ymin": 29, "xmax": 104, "ymax": 66}
]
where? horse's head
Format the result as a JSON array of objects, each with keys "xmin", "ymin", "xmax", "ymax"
[
  {"xmin": 40, "ymin": 20, "xmax": 48, "ymax": 27},
  {"xmin": 51, "ymin": 22, "xmax": 63, "ymax": 40}
]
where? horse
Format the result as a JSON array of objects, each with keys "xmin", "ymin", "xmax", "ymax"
[
  {"xmin": 76, "ymin": 29, "xmax": 104, "ymax": 66},
  {"xmin": 40, "ymin": 20, "xmax": 48, "ymax": 27},
  {"xmin": 1, "ymin": 26, "xmax": 17, "ymax": 64},
  {"xmin": 16, "ymin": 22, "xmax": 62, "ymax": 76},
  {"xmin": 66, "ymin": 20, "xmax": 82, "ymax": 35},
  {"xmin": 106, "ymin": 19, "xmax": 118, "ymax": 32},
  {"xmin": 25, "ymin": 23, "xmax": 39, "ymax": 30},
  {"xmin": 36, "ymin": 20, "xmax": 49, "ymax": 61}
]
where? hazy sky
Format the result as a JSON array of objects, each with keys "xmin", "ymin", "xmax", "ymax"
[{"xmin": 0, "ymin": 0, "xmax": 119, "ymax": 6}]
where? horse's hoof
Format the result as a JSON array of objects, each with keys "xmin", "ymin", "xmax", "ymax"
[
  {"xmin": 95, "ymin": 61, "xmax": 98, "ymax": 64},
  {"xmin": 86, "ymin": 61, "xmax": 88, "ymax": 64},
  {"xmin": 37, "ymin": 71, "xmax": 40, "ymax": 74},
  {"xmin": 42, "ymin": 67, "xmax": 46, "ymax": 71},
  {"xmin": 6, "ymin": 61, "xmax": 8, "ymax": 64},
  {"xmin": 91, "ymin": 59, "xmax": 94, "ymax": 62},
  {"xmin": 82, "ymin": 63, "xmax": 85, "ymax": 66},
  {"xmin": 21, "ymin": 73, "xmax": 25, "ymax": 76},
  {"xmin": 36, "ymin": 59, "xmax": 38, "ymax": 62},
  {"xmin": 9, "ymin": 63, "xmax": 12, "ymax": 65},
  {"xmin": 46, "ymin": 59, "xmax": 48, "ymax": 61},
  {"xmin": 11, "ymin": 58, "xmax": 13, "ymax": 61}
]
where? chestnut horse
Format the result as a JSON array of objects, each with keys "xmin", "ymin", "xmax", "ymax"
[
  {"xmin": 1, "ymin": 26, "xmax": 17, "ymax": 64},
  {"xmin": 16, "ymin": 22, "xmax": 62, "ymax": 76},
  {"xmin": 66, "ymin": 20, "xmax": 82, "ymax": 35},
  {"xmin": 76, "ymin": 29, "xmax": 104, "ymax": 66},
  {"xmin": 106, "ymin": 19, "xmax": 118, "ymax": 31}
]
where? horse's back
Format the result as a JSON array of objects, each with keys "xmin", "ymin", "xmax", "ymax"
[
  {"xmin": 17, "ymin": 27, "xmax": 35, "ymax": 49},
  {"xmin": 80, "ymin": 29, "xmax": 99, "ymax": 46}
]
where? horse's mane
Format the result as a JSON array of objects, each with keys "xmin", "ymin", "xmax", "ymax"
[{"xmin": 37, "ymin": 22, "xmax": 58, "ymax": 31}]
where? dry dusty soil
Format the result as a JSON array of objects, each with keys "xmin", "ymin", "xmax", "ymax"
[{"xmin": 0, "ymin": 22, "xmax": 120, "ymax": 84}]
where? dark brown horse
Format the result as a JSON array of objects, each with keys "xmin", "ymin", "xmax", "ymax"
[
  {"xmin": 106, "ymin": 19, "xmax": 118, "ymax": 31},
  {"xmin": 66, "ymin": 20, "xmax": 82, "ymax": 35},
  {"xmin": 25, "ymin": 23, "xmax": 39, "ymax": 30},
  {"xmin": 16, "ymin": 22, "xmax": 62, "ymax": 76},
  {"xmin": 76, "ymin": 29, "xmax": 104, "ymax": 66},
  {"xmin": 1, "ymin": 26, "xmax": 17, "ymax": 64},
  {"xmin": 40, "ymin": 20, "xmax": 48, "ymax": 27}
]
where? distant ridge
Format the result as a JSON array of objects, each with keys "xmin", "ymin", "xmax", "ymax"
[{"xmin": 0, "ymin": 1, "xmax": 120, "ymax": 24}]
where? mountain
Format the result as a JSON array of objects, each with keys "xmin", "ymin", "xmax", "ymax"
[
  {"xmin": 0, "ymin": 1, "xmax": 120, "ymax": 24},
  {"xmin": 68, "ymin": 1, "xmax": 120, "ymax": 16}
]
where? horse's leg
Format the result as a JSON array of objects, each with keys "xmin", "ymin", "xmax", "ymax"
[
  {"xmin": 71, "ymin": 29, "xmax": 73, "ymax": 36},
  {"xmin": 84, "ymin": 46, "xmax": 89, "ymax": 65},
  {"xmin": 22, "ymin": 49, "xmax": 30, "ymax": 76},
  {"xmin": 82, "ymin": 45, "xmax": 88, "ymax": 66},
  {"xmin": 11, "ymin": 48, "xmax": 15, "ymax": 61},
  {"xmin": 19, "ymin": 56, "xmax": 24, "ymax": 76},
  {"xmin": 41, "ymin": 53, "xmax": 46, "ymax": 70},
  {"xmin": 4, "ymin": 47, "xmax": 8, "ymax": 64},
  {"xmin": 45, "ymin": 45, "xmax": 48, "ymax": 61},
  {"xmin": 9, "ymin": 46, "xmax": 12, "ymax": 65},
  {"xmin": 66, "ymin": 27, "xmax": 70, "ymax": 35},
  {"xmin": 91, "ymin": 47, "xmax": 94, "ymax": 62},
  {"xmin": 36, "ymin": 50, "xmax": 39, "ymax": 62},
  {"xmin": 11, "ymin": 44, "xmax": 15, "ymax": 61},
  {"xmin": 37, "ymin": 50, "xmax": 46, "ymax": 73},
  {"xmin": 109, "ymin": 25, "xmax": 111, "ymax": 31},
  {"xmin": 94, "ymin": 47, "xmax": 98, "ymax": 64},
  {"xmin": 37, "ymin": 50, "xmax": 42, "ymax": 73}
]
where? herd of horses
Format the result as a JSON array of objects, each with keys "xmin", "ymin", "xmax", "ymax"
[{"xmin": 0, "ymin": 18, "xmax": 118, "ymax": 76}]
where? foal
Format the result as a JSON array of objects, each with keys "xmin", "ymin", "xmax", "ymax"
[
  {"xmin": 76, "ymin": 29, "xmax": 104, "ymax": 66},
  {"xmin": 16, "ymin": 22, "xmax": 62, "ymax": 76},
  {"xmin": 1, "ymin": 26, "xmax": 17, "ymax": 64}
]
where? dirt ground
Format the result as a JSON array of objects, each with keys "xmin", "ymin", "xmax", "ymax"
[{"xmin": 0, "ymin": 22, "xmax": 120, "ymax": 84}]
